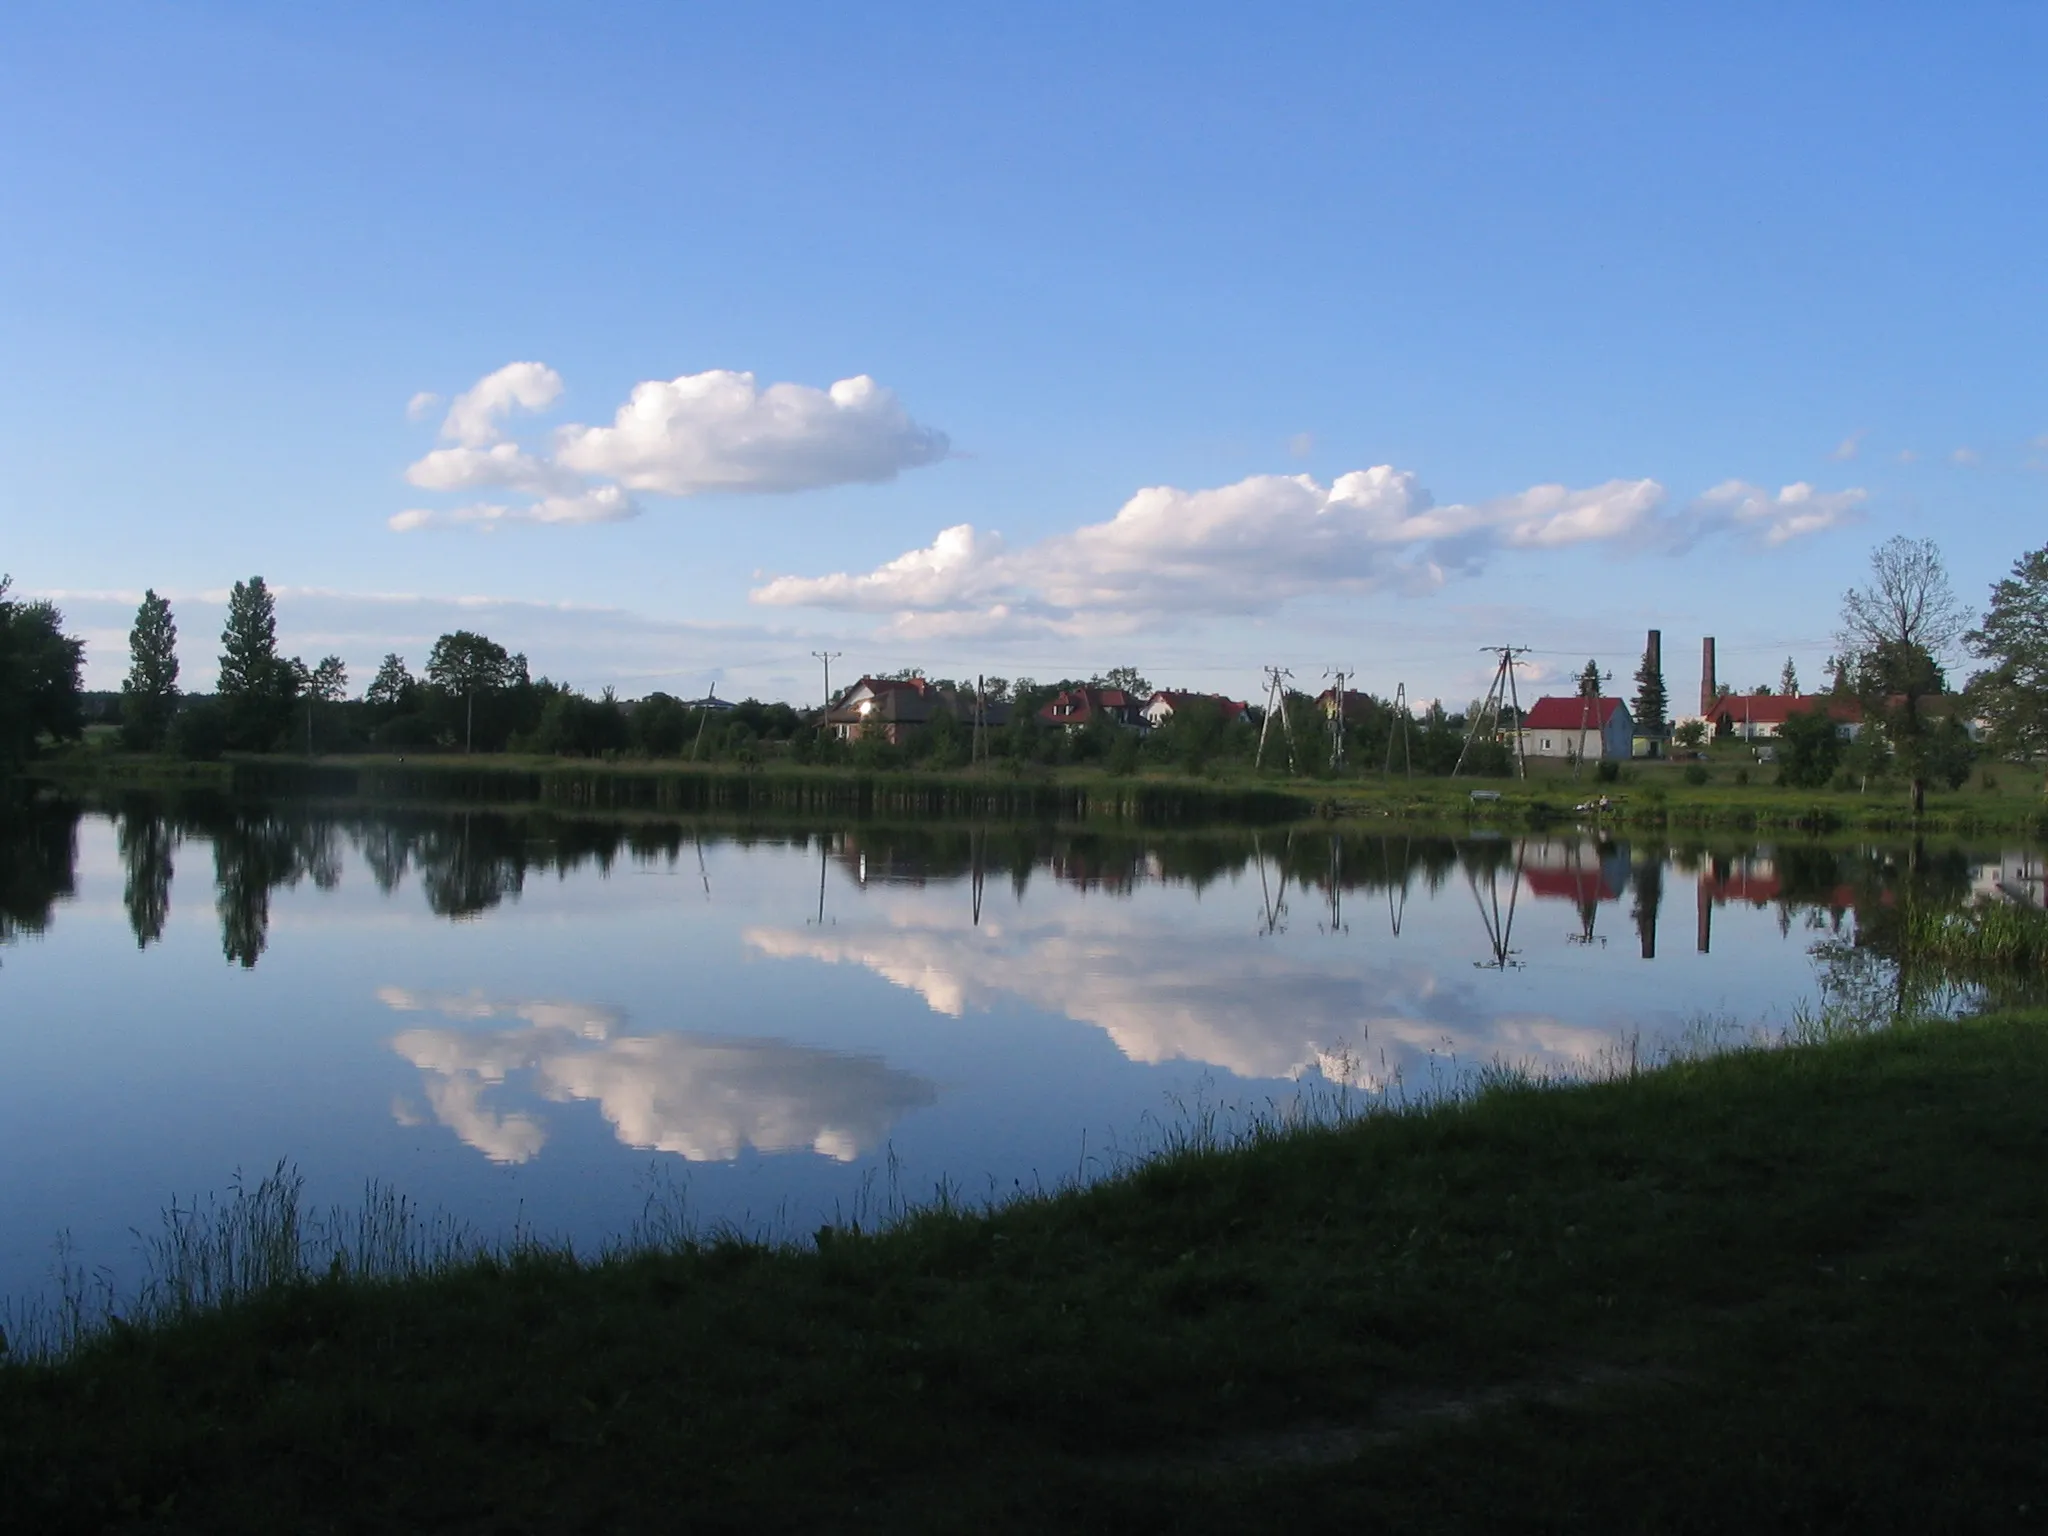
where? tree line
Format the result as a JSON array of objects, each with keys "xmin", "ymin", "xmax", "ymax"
[{"xmin": 3, "ymin": 537, "xmax": 2047, "ymax": 789}]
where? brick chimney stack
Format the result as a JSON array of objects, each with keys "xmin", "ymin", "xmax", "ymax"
[
  {"xmin": 1646, "ymin": 629, "xmax": 1661, "ymax": 691},
  {"xmin": 1700, "ymin": 636, "xmax": 1717, "ymax": 716}
]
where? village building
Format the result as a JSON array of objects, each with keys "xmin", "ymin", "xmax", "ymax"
[
  {"xmin": 824, "ymin": 676, "xmax": 1008, "ymax": 745},
  {"xmin": 1141, "ymin": 690, "xmax": 1251, "ymax": 730},
  {"xmin": 1037, "ymin": 685, "xmax": 1146, "ymax": 731},
  {"xmin": 1707, "ymin": 693, "xmax": 1864, "ymax": 742},
  {"xmin": 1312, "ymin": 687, "xmax": 1376, "ymax": 723},
  {"xmin": 1513, "ymin": 696, "xmax": 1634, "ymax": 762}
]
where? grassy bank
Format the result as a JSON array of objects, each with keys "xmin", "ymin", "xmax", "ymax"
[
  {"xmin": 5, "ymin": 1013, "xmax": 2047, "ymax": 1532},
  {"xmin": 31, "ymin": 747, "xmax": 2046, "ymax": 835}
]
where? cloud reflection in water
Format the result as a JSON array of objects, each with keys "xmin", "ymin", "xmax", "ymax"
[
  {"xmin": 380, "ymin": 988, "xmax": 936, "ymax": 1165},
  {"xmin": 745, "ymin": 902, "xmax": 1615, "ymax": 1087}
]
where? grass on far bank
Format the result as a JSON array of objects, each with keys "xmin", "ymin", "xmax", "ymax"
[
  {"xmin": 5, "ymin": 1010, "xmax": 2047, "ymax": 1533},
  {"xmin": 29, "ymin": 739, "xmax": 2048, "ymax": 837}
]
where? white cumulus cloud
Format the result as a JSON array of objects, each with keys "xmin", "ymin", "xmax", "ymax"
[
  {"xmin": 553, "ymin": 371, "xmax": 949, "ymax": 495},
  {"xmin": 750, "ymin": 465, "xmax": 1836, "ymax": 640},
  {"xmin": 389, "ymin": 486, "xmax": 638, "ymax": 532},
  {"xmin": 397, "ymin": 363, "xmax": 947, "ymax": 534},
  {"xmin": 1684, "ymin": 481, "xmax": 1866, "ymax": 548},
  {"xmin": 439, "ymin": 362, "xmax": 564, "ymax": 447}
]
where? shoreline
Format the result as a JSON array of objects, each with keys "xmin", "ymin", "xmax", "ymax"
[
  {"xmin": 23, "ymin": 748, "xmax": 2048, "ymax": 836},
  {"xmin": 6, "ymin": 1008, "xmax": 2046, "ymax": 1530}
]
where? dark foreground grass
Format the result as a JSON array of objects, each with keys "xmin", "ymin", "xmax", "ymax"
[{"xmin": 6, "ymin": 1016, "xmax": 2048, "ymax": 1534}]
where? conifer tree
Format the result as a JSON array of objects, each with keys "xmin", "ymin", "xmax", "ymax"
[{"xmin": 1633, "ymin": 639, "xmax": 1667, "ymax": 735}]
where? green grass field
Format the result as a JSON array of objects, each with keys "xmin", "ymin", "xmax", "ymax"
[
  {"xmin": 6, "ymin": 1011, "xmax": 2046, "ymax": 1533},
  {"xmin": 31, "ymin": 743, "xmax": 2048, "ymax": 835}
]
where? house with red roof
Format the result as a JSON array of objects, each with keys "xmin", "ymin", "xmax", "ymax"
[
  {"xmin": 1707, "ymin": 693, "xmax": 1864, "ymax": 742},
  {"xmin": 1513, "ymin": 696, "xmax": 1634, "ymax": 762},
  {"xmin": 1312, "ymin": 687, "xmax": 1376, "ymax": 723},
  {"xmin": 1036, "ymin": 686, "xmax": 1146, "ymax": 731},
  {"xmin": 1141, "ymin": 690, "xmax": 1250, "ymax": 730}
]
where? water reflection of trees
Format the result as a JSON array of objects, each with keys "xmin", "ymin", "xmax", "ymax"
[
  {"xmin": 116, "ymin": 797, "xmax": 177, "ymax": 948},
  {"xmin": 14, "ymin": 798, "xmax": 2047, "ymax": 987},
  {"xmin": 0, "ymin": 799, "xmax": 79, "ymax": 948}
]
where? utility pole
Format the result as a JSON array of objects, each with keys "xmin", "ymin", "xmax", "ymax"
[
  {"xmin": 812, "ymin": 651, "xmax": 842, "ymax": 730},
  {"xmin": 973, "ymin": 673, "xmax": 986, "ymax": 767},
  {"xmin": 1573, "ymin": 663, "xmax": 1609, "ymax": 782},
  {"xmin": 1385, "ymin": 682, "xmax": 1413, "ymax": 778},
  {"xmin": 1454, "ymin": 646, "xmax": 1532, "ymax": 779},
  {"xmin": 1255, "ymin": 666, "xmax": 1299, "ymax": 772},
  {"xmin": 1323, "ymin": 667, "xmax": 1349, "ymax": 773}
]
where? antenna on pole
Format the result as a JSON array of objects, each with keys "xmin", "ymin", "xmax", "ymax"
[
  {"xmin": 1385, "ymin": 683, "xmax": 1414, "ymax": 778},
  {"xmin": 1255, "ymin": 666, "xmax": 1298, "ymax": 773},
  {"xmin": 1454, "ymin": 646, "xmax": 1531, "ymax": 779}
]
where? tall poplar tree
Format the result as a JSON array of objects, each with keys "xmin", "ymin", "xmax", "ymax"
[
  {"xmin": 217, "ymin": 576, "xmax": 294, "ymax": 750},
  {"xmin": 1632, "ymin": 639, "xmax": 1667, "ymax": 736},
  {"xmin": 121, "ymin": 589, "xmax": 181, "ymax": 749}
]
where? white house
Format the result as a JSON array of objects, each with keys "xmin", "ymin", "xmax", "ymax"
[{"xmin": 1514, "ymin": 696, "xmax": 1634, "ymax": 762}]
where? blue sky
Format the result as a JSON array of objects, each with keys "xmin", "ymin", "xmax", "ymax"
[{"xmin": 3, "ymin": 2, "xmax": 2042, "ymax": 708}]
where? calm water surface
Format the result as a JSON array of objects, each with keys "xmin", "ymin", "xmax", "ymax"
[{"xmin": 2, "ymin": 800, "xmax": 2040, "ymax": 1303}]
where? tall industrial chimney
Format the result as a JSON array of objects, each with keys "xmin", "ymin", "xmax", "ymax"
[
  {"xmin": 1646, "ymin": 629, "xmax": 1662, "ymax": 692},
  {"xmin": 1700, "ymin": 636, "xmax": 1717, "ymax": 716}
]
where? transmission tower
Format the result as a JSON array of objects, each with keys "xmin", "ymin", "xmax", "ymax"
[
  {"xmin": 1384, "ymin": 682, "xmax": 1413, "ymax": 778},
  {"xmin": 1453, "ymin": 646, "xmax": 1531, "ymax": 779},
  {"xmin": 1255, "ymin": 666, "xmax": 1300, "ymax": 772},
  {"xmin": 1323, "ymin": 667, "xmax": 1349, "ymax": 772}
]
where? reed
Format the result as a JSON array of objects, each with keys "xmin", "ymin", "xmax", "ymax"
[{"xmin": 1901, "ymin": 899, "xmax": 2048, "ymax": 968}]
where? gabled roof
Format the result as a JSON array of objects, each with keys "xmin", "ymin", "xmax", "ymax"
[
  {"xmin": 1146, "ymin": 690, "xmax": 1250, "ymax": 723},
  {"xmin": 1520, "ymin": 696, "xmax": 1628, "ymax": 731},
  {"xmin": 1037, "ymin": 686, "xmax": 1144, "ymax": 725},
  {"xmin": 1707, "ymin": 694, "xmax": 1863, "ymax": 726}
]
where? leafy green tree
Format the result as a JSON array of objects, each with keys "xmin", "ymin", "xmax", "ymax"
[
  {"xmin": 1837, "ymin": 537, "xmax": 1969, "ymax": 815},
  {"xmin": 217, "ymin": 577, "xmax": 295, "ymax": 750},
  {"xmin": 1965, "ymin": 542, "xmax": 2048, "ymax": 766},
  {"xmin": 1775, "ymin": 704, "xmax": 1844, "ymax": 789},
  {"xmin": 0, "ymin": 577, "xmax": 87, "ymax": 771},
  {"xmin": 121, "ymin": 590, "xmax": 181, "ymax": 749},
  {"xmin": 425, "ymin": 631, "xmax": 525, "ymax": 752},
  {"xmin": 1632, "ymin": 638, "xmax": 1667, "ymax": 736},
  {"xmin": 365, "ymin": 653, "xmax": 417, "ymax": 712},
  {"xmin": 291, "ymin": 655, "xmax": 347, "ymax": 754},
  {"xmin": 1100, "ymin": 666, "xmax": 1152, "ymax": 698}
]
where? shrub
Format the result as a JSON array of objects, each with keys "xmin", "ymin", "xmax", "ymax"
[
  {"xmin": 1734, "ymin": 767, "xmax": 1750, "ymax": 786},
  {"xmin": 168, "ymin": 700, "xmax": 228, "ymax": 761},
  {"xmin": 1683, "ymin": 764, "xmax": 1709, "ymax": 786},
  {"xmin": 373, "ymin": 713, "xmax": 439, "ymax": 749},
  {"xmin": 1594, "ymin": 760, "xmax": 1620, "ymax": 784}
]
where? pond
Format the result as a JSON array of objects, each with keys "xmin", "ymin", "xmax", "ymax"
[{"xmin": 2, "ymin": 795, "xmax": 2041, "ymax": 1307}]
